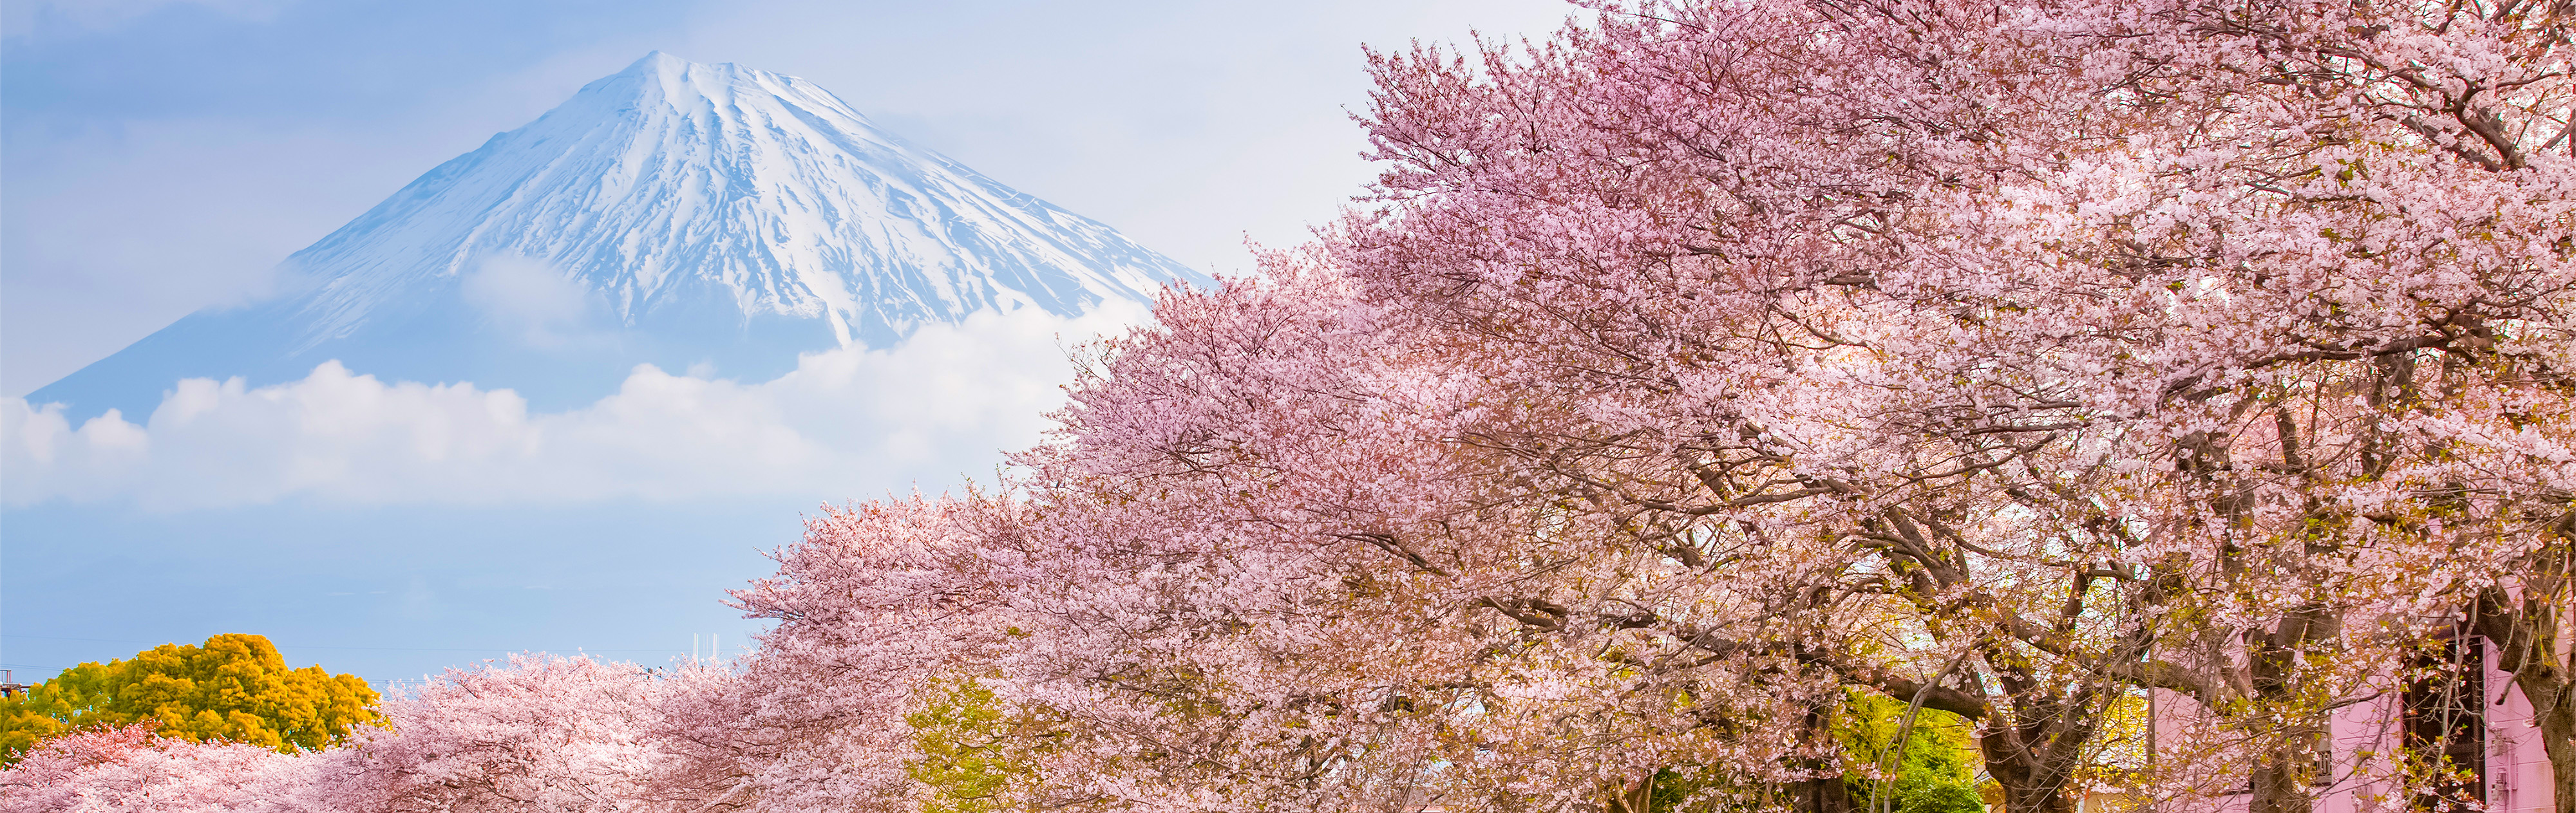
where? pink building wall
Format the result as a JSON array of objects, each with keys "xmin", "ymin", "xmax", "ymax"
[
  {"xmin": 2469, "ymin": 652, "xmax": 2551, "ymax": 813},
  {"xmin": 2154, "ymin": 636, "xmax": 2553, "ymax": 813}
]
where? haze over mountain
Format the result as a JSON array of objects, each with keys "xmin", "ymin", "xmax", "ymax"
[{"xmin": 29, "ymin": 51, "xmax": 1202, "ymax": 418}]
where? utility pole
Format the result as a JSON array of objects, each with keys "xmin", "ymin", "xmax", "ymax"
[{"xmin": 0, "ymin": 669, "xmax": 30, "ymax": 698}]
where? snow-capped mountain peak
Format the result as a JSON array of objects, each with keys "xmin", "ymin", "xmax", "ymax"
[
  {"xmin": 31, "ymin": 52, "xmax": 1202, "ymax": 416},
  {"xmin": 299, "ymin": 50, "xmax": 1190, "ymax": 350}
]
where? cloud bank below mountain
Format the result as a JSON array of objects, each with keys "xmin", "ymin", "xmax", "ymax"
[{"xmin": 4, "ymin": 304, "xmax": 1140, "ymax": 509}]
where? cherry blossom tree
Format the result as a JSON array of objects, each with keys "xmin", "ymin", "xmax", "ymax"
[
  {"xmin": 1330, "ymin": 1, "xmax": 2572, "ymax": 810},
  {"xmin": 713, "ymin": 3, "xmax": 2572, "ymax": 812},
  {"xmin": 0, "ymin": 724, "xmax": 321, "ymax": 812},
  {"xmin": 339, "ymin": 654, "xmax": 714, "ymax": 812}
]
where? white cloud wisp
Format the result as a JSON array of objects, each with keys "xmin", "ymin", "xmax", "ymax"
[{"xmin": 2, "ymin": 304, "xmax": 1143, "ymax": 509}]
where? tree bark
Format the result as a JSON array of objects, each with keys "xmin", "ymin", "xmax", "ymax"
[
  {"xmin": 1980, "ymin": 749, "xmax": 2075, "ymax": 813},
  {"xmin": 2542, "ymin": 693, "xmax": 2576, "ymax": 813},
  {"xmin": 2243, "ymin": 613, "xmax": 2333, "ymax": 813},
  {"xmin": 1787, "ymin": 706, "xmax": 1855, "ymax": 813},
  {"xmin": 1784, "ymin": 772, "xmax": 1853, "ymax": 813},
  {"xmin": 2246, "ymin": 736, "xmax": 2324, "ymax": 813},
  {"xmin": 1609, "ymin": 772, "xmax": 1656, "ymax": 813}
]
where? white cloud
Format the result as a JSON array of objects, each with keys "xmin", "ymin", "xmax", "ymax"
[
  {"xmin": 1, "ymin": 304, "xmax": 1142, "ymax": 509},
  {"xmin": 461, "ymin": 254, "xmax": 604, "ymax": 347}
]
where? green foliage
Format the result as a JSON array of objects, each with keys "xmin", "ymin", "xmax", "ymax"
[
  {"xmin": 906, "ymin": 677, "xmax": 1028, "ymax": 813},
  {"xmin": 1834, "ymin": 691, "xmax": 1987, "ymax": 813},
  {"xmin": 0, "ymin": 698, "xmax": 66, "ymax": 762},
  {"xmin": 1642, "ymin": 765, "xmax": 1739, "ymax": 813},
  {"xmin": 1636, "ymin": 692, "xmax": 1990, "ymax": 813},
  {"xmin": 0, "ymin": 633, "xmax": 379, "ymax": 764}
]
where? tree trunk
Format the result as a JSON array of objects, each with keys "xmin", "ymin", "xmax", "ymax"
[
  {"xmin": 1980, "ymin": 752, "xmax": 2076, "ymax": 813},
  {"xmin": 1783, "ymin": 773, "xmax": 1853, "ymax": 813},
  {"xmin": 2541, "ymin": 686, "xmax": 2576, "ymax": 813},
  {"xmin": 1609, "ymin": 772, "xmax": 1656, "ymax": 813},
  {"xmin": 2246, "ymin": 737, "xmax": 2322, "ymax": 813},
  {"xmin": 2242, "ymin": 594, "xmax": 2335, "ymax": 813},
  {"xmin": 1776, "ymin": 705, "xmax": 1857, "ymax": 813}
]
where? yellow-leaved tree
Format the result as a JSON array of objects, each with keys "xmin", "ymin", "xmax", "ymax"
[{"xmin": 0, "ymin": 633, "xmax": 379, "ymax": 763}]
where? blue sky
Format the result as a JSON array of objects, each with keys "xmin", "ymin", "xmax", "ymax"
[
  {"xmin": 5, "ymin": 0, "xmax": 1576, "ymax": 394},
  {"xmin": 0, "ymin": 0, "xmax": 1576, "ymax": 684}
]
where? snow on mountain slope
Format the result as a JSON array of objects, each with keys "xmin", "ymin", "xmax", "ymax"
[{"xmin": 28, "ymin": 51, "xmax": 1203, "ymax": 418}]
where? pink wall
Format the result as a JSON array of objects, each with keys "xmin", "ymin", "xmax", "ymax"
[
  {"xmin": 2149, "ymin": 637, "xmax": 2553, "ymax": 813},
  {"xmin": 2481, "ymin": 651, "xmax": 2552, "ymax": 813}
]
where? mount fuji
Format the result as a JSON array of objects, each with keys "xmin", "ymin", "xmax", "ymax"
[{"xmin": 28, "ymin": 51, "xmax": 1204, "ymax": 418}]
